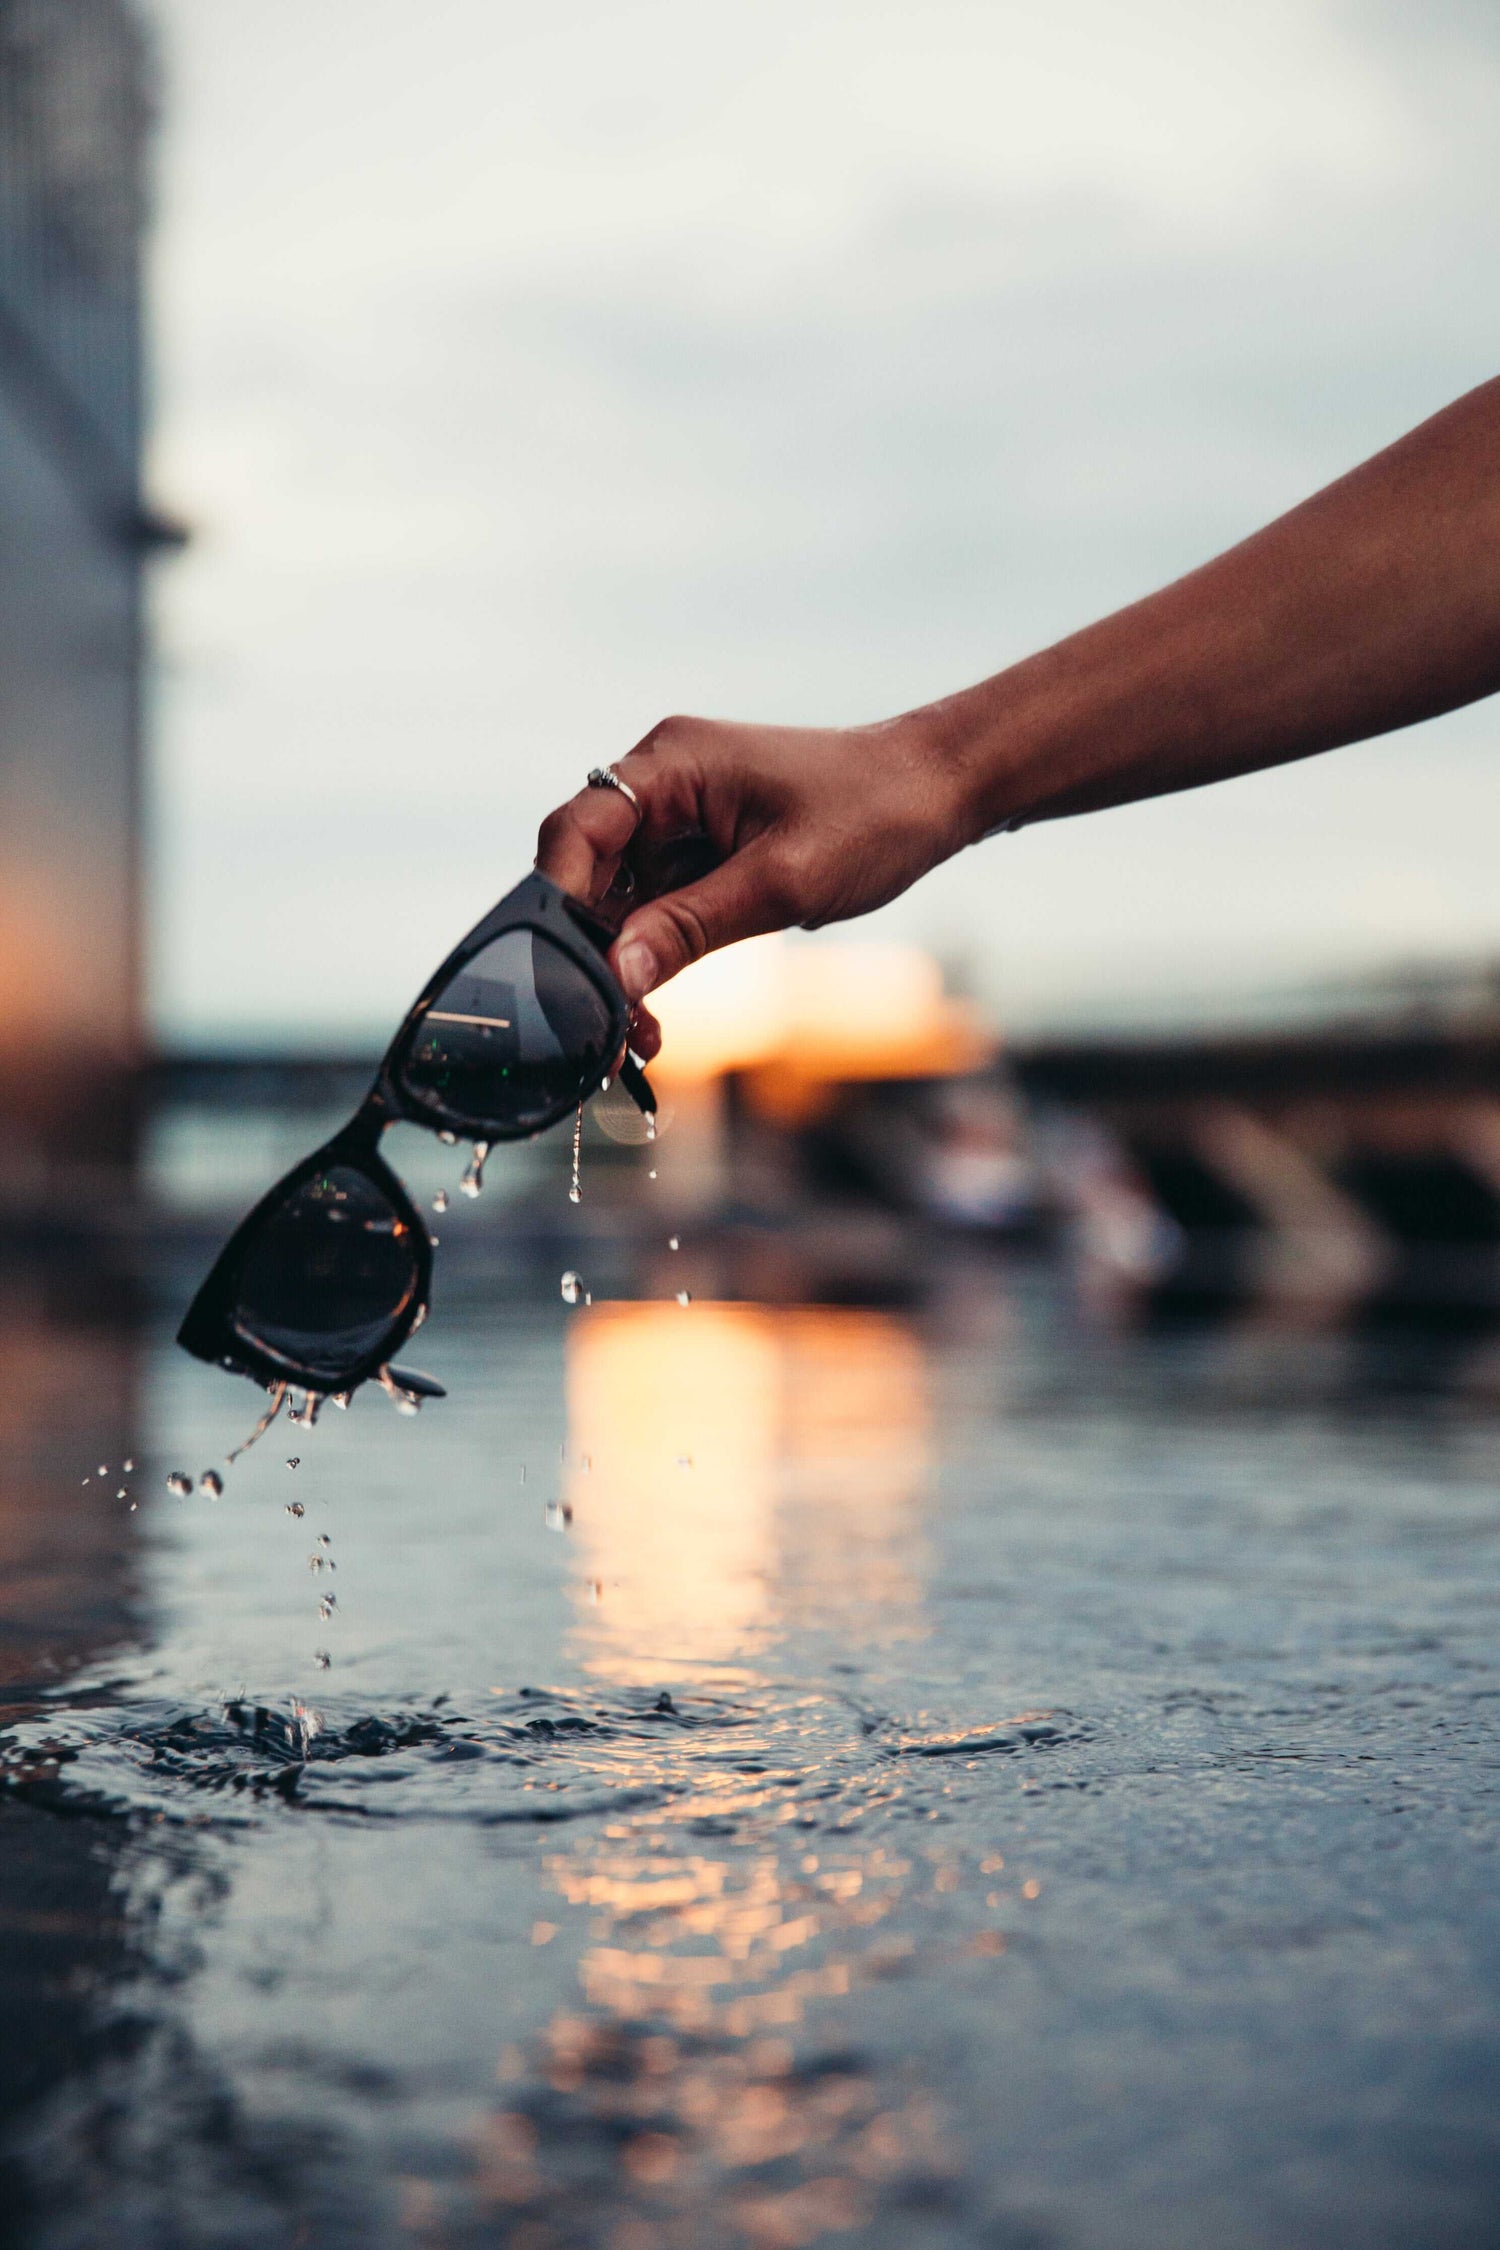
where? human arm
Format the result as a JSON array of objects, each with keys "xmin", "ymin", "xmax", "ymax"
[{"xmin": 536, "ymin": 375, "xmax": 1500, "ymax": 1022}]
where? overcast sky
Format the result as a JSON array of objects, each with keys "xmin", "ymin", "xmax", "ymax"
[{"xmin": 144, "ymin": 0, "xmax": 1500, "ymax": 1043}]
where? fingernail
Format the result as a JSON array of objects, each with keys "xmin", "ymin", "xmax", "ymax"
[{"xmin": 616, "ymin": 941, "xmax": 658, "ymax": 1002}]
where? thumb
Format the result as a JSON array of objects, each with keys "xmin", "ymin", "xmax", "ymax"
[{"xmin": 611, "ymin": 838, "xmax": 792, "ymax": 1001}]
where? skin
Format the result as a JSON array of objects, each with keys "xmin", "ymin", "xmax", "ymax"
[{"xmin": 536, "ymin": 377, "xmax": 1500, "ymax": 1061}]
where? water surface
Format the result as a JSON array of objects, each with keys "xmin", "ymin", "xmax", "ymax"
[{"xmin": 2, "ymin": 1248, "xmax": 1499, "ymax": 2248}]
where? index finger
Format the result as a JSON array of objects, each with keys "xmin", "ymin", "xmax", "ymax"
[{"xmin": 535, "ymin": 782, "xmax": 640, "ymax": 903}]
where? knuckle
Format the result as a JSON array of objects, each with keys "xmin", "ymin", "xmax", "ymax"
[
  {"xmin": 763, "ymin": 839, "xmax": 819, "ymax": 920},
  {"xmin": 537, "ymin": 805, "xmax": 574, "ymax": 851},
  {"xmin": 641, "ymin": 712, "xmax": 696, "ymax": 753},
  {"xmin": 657, "ymin": 894, "xmax": 712, "ymax": 966}
]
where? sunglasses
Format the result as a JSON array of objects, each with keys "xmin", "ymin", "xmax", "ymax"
[{"xmin": 177, "ymin": 871, "xmax": 654, "ymax": 1407}]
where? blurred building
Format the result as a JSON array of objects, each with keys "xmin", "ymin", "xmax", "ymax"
[{"xmin": 0, "ymin": 0, "xmax": 162, "ymax": 1191}]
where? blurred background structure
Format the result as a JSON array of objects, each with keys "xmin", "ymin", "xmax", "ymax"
[{"xmin": 0, "ymin": 0, "xmax": 165, "ymax": 1195}]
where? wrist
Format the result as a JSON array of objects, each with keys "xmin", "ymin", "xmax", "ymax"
[{"xmin": 897, "ymin": 667, "xmax": 1057, "ymax": 849}]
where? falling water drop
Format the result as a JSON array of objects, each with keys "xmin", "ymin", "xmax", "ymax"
[
  {"xmin": 460, "ymin": 1141, "xmax": 490, "ymax": 1199},
  {"xmin": 675, "ymin": 1289, "xmax": 692, "ymax": 1308},
  {"xmin": 668, "ymin": 1236, "xmax": 680, "ymax": 1252},
  {"xmin": 318, "ymin": 1593, "xmax": 337, "ymax": 1622},
  {"xmin": 115, "ymin": 1487, "xmax": 127, "ymax": 1500},
  {"xmin": 647, "ymin": 1169, "xmax": 657, "ymax": 1181},
  {"xmin": 286, "ymin": 1457, "xmax": 300, "ymax": 1471},
  {"xmin": 560, "ymin": 1270, "xmax": 584, "ymax": 1306},
  {"xmin": 226, "ymin": 1382, "xmax": 288, "ymax": 1464},
  {"xmin": 166, "ymin": 1473, "xmax": 192, "ymax": 1497},
  {"xmin": 290, "ymin": 1391, "xmax": 322, "ymax": 1430},
  {"xmin": 199, "ymin": 1470, "xmax": 224, "ymax": 1499},
  {"xmin": 432, "ymin": 1188, "xmax": 449, "ymax": 1213},
  {"xmin": 314, "ymin": 1651, "xmax": 331, "ymax": 1671},
  {"xmin": 97, "ymin": 1464, "xmax": 108, "ymax": 1477},
  {"xmin": 545, "ymin": 1501, "xmax": 574, "ymax": 1532},
  {"xmin": 123, "ymin": 1458, "xmax": 135, "ymax": 1472},
  {"xmin": 308, "ymin": 1553, "xmax": 325, "ymax": 1573},
  {"xmin": 645, "ymin": 1115, "xmax": 657, "ymax": 1142},
  {"xmin": 568, "ymin": 1102, "xmax": 584, "ymax": 1204},
  {"xmin": 285, "ymin": 1500, "xmax": 305, "ymax": 1518},
  {"xmin": 438, "ymin": 1129, "xmax": 457, "ymax": 1145}
]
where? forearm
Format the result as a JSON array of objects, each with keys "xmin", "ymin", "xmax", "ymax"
[{"xmin": 920, "ymin": 376, "xmax": 1500, "ymax": 839}]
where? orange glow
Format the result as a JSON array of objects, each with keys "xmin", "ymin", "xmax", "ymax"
[
  {"xmin": 563, "ymin": 1302, "xmax": 930, "ymax": 1683},
  {"xmin": 649, "ymin": 933, "xmax": 995, "ymax": 1104}
]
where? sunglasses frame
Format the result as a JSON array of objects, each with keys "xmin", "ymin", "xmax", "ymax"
[{"xmin": 177, "ymin": 871, "xmax": 653, "ymax": 1395}]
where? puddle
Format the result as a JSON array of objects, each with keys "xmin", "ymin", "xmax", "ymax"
[{"xmin": 2, "ymin": 1277, "xmax": 1500, "ymax": 2246}]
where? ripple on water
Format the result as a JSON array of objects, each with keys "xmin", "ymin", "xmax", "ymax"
[{"xmin": 0, "ymin": 1683, "xmax": 1082, "ymax": 1836}]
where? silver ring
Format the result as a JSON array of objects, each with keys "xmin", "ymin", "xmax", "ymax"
[{"xmin": 586, "ymin": 764, "xmax": 639, "ymax": 810}]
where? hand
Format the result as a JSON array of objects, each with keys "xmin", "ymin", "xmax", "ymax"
[{"xmin": 535, "ymin": 713, "xmax": 971, "ymax": 1046}]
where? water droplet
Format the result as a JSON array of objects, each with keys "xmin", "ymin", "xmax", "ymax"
[
  {"xmin": 331, "ymin": 1391, "xmax": 353, "ymax": 1410},
  {"xmin": 675, "ymin": 1455, "xmax": 692, "ymax": 1469},
  {"xmin": 308, "ymin": 1553, "xmax": 325, "ymax": 1573},
  {"xmin": 115, "ymin": 1487, "xmax": 127, "ymax": 1500},
  {"xmin": 675, "ymin": 1289, "xmax": 692, "ymax": 1307},
  {"xmin": 314, "ymin": 1651, "xmax": 331, "ymax": 1670},
  {"xmin": 520, "ymin": 1464, "xmax": 527, "ymax": 1484},
  {"xmin": 285, "ymin": 1500, "xmax": 306, "ymax": 1518},
  {"xmin": 645, "ymin": 1115, "xmax": 657, "ymax": 1142},
  {"xmin": 668, "ymin": 1235, "xmax": 680, "ymax": 1251},
  {"xmin": 568, "ymin": 1102, "xmax": 584, "ymax": 1204},
  {"xmin": 580, "ymin": 1453, "xmax": 591, "ymax": 1473},
  {"xmin": 545, "ymin": 1501, "xmax": 573, "ymax": 1532},
  {"xmin": 439, "ymin": 1128, "xmax": 457, "ymax": 1145},
  {"xmin": 460, "ymin": 1140, "xmax": 490, "ymax": 1198},
  {"xmin": 123, "ymin": 1459, "xmax": 135, "ymax": 1472},
  {"xmin": 317, "ymin": 1533, "xmax": 331, "ymax": 1546},
  {"xmin": 166, "ymin": 1473, "xmax": 192, "ymax": 1497},
  {"xmin": 560, "ymin": 1270, "xmax": 584, "ymax": 1305},
  {"xmin": 199, "ymin": 1471, "xmax": 224, "ymax": 1499},
  {"xmin": 80, "ymin": 1479, "xmax": 89, "ymax": 1488},
  {"xmin": 318, "ymin": 1594, "xmax": 337, "ymax": 1622},
  {"xmin": 432, "ymin": 1188, "xmax": 449, "ymax": 1213},
  {"xmin": 286, "ymin": 1457, "xmax": 300, "ymax": 1471},
  {"xmin": 647, "ymin": 1168, "xmax": 657, "ymax": 1181},
  {"xmin": 129, "ymin": 1502, "xmax": 137, "ymax": 1512},
  {"xmin": 377, "ymin": 1365, "xmax": 427, "ymax": 1415},
  {"xmin": 289, "ymin": 1391, "xmax": 322, "ymax": 1429},
  {"xmin": 226, "ymin": 1382, "xmax": 290, "ymax": 1464},
  {"xmin": 97, "ymin": 1464, "xmax": 108, "ymax": 1478}
]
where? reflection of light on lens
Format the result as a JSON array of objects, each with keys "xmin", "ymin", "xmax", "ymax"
[
  {"xmin": 590, "ymin": 1077, "xmax": 676, "ymax": 1144},
  {"xmin": 564, "ymin": 1303, "xmax": 929, "ymax": 1682}
]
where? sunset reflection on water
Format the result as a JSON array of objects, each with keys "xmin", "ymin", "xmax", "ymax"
[
  {"xmin": 562, "ymin": 1303, "xmax": 932, "ymax": 1684},
  {"xmin": 460, "ymin": 1303, "xmax": 959, "ymax": 2243}
]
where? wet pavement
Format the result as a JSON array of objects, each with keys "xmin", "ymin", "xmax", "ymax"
[{"xmin": 1, "ymin": 1178, "xmax": 1499, "ymax": 2247}]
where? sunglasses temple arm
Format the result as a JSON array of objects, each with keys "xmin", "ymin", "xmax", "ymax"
[{"xmin": 617, "ymin": 1052, "xmax": 657, "ymax": 1117}]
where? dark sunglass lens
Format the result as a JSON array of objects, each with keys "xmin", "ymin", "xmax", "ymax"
[
  {"xmin": 397, "ymin": 929, "xmax": 613, "ymax": 1132},
  {"xmin": 231, "ymin": 1165, "xmax": 420, "ymax": 1383}
]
